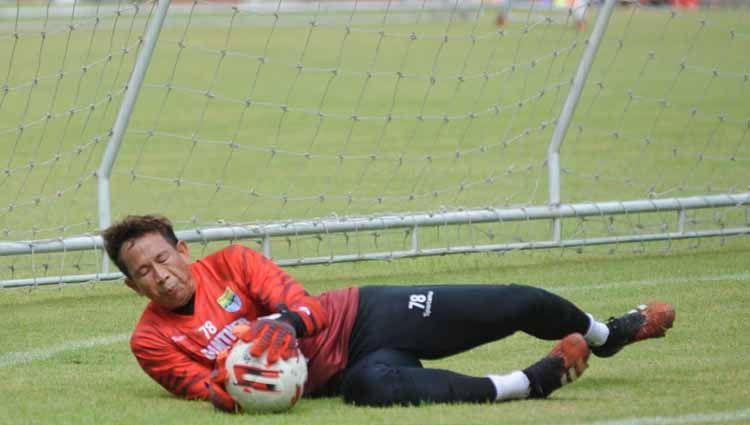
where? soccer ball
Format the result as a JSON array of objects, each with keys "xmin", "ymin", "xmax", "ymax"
[{"xmin": 224, "ymin": 341, "xmax": 308, "ymax": 413}]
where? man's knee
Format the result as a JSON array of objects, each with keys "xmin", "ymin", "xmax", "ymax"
[
  {"xmin": 507, "ymin": 284, "xmax": 587, "ymax": 338},
  {"xmin": 508, "ymin": 284, "xmax": 556, "ymax": 312},
  {"xmin": 341, "ymin": 364, "xmax": 420, "ymax": 407}
]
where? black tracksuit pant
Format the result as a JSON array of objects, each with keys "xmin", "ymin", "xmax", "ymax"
[{"xmin": 340, "ymin": 284, "xmax": 591, "ymax": 406}]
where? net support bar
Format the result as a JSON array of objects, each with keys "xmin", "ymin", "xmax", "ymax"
[
  {"xmin": 2, "ymin": 192, "xmax": 747, "ymax": 257},
  {"xmin": 3, "ymin": 226, "xmax": 748, "ymax": 289}
]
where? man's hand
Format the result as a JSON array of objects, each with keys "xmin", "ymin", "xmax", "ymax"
[
  {"xmin": 206, "ymin": 349, "xmax": 239, "ymax": 413},
  {"xmin": 232, "ymin": 319, "xmax": 297, "ymax": 364}
]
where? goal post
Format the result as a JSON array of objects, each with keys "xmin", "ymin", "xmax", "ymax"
[{"xmin": 1, "ymin": 0, "xmax": 749, "ymax": 288}]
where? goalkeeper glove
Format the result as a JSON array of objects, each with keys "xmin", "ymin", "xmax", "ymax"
[{"xmin": 232, "ymin": 317, "xmax": 297, "ymax": 365}]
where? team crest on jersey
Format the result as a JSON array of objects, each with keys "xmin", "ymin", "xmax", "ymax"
[{"xmin": 217, "ymin": 287, "xmax": 242, "ymax": 313}]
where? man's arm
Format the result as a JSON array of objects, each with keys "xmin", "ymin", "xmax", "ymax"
[
  {"xmin": 131, "ymin": 333, "xmax": 235, "ymax": 410},
  {"xmin": 228, "ymin": 245, "xmax": 329, "ymax": 338}
]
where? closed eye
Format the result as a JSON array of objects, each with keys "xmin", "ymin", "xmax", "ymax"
[{"xmin": 137, "ymin": 265, "xmax": 150, "ymax": 277}]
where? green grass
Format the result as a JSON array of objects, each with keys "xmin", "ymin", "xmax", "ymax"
[
  {"xmin": 1, "ymin": 3, "xmax": 750, "ymax": 423},
  {"xmin": 1, "ymin": 237, "xmax": 749, "ymax": 424}
]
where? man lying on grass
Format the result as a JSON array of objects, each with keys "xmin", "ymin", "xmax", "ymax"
[{"xmin": 102, "ymin": 214, "xmax": 675, "ymax": 412}]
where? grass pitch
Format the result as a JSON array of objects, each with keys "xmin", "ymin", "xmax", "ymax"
[{"xmin": 1, "ymin": 237, "xmax": 749, "ymax": 425}]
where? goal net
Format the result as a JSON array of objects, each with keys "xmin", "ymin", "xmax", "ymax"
[{"xmin": 1, "ymin": 0, "xmax": 748, "ymax": 287}]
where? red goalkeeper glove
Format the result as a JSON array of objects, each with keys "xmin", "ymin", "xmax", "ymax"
[
  {"xmin": 206, "ymin": 349, "xmax": 240, "ymax": 413},
  {"xmin": 232, "ymin": 318, "xmax": 297, "ymax": 365}
]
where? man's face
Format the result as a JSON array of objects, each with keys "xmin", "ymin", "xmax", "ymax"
[{"xmin": 119, "ymin": 232, "xmax": 195, "ymax": 310}]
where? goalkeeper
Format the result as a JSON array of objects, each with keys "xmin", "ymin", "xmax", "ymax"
[{"xmin": 102, "ymin": 214, "xmax": 675, "ymax": 412}]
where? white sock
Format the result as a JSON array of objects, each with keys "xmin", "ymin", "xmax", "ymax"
[
  {"xmin": 584, "ymin": 313, "xmax": 609, "ymax": 347},
  {"xmin": 487, "ymin": 371, "xmax": 530, "ymax": 401}
]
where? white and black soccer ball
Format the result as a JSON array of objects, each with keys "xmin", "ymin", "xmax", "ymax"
[{"xmin": 224, "ymin": 341, "xmax": 308, "ymax": 413}]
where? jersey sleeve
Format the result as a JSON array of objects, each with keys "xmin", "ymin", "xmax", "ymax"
[
  {"xmin": 226, "ymin": 245, "xmax": 328, "ymax": 337},
  {"xmin": 130, "ymin": 329, "xmax": 214, "ymax": 402}
]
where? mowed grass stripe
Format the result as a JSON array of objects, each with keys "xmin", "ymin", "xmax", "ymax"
[
  {"xmin": 1, "ymin": 270, "xmax": 744, "ymax": 369},
  {"xmin": 580, "ymin": 408, "xmax": 750, "ymax": 425},
  {"xmin": 551, "ymin": 271, "xmax": 750, "ymax": 293}
]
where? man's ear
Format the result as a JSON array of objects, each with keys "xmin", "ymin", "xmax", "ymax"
[
  {"xmin": 124, "ymin": 277, "xmax": 143, "ymax": 295},
  {"xmin": 176, "ymin": 239, "xmax": 190, "ymax": 261}
]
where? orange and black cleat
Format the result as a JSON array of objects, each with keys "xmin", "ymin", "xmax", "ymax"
[
  {"xmin": 592, "ymin": 301, "xmax": 676, "ymax": 358},
  {"xmin": 524, "ymin": 333, "xmax": 590, "ymax": 398}
]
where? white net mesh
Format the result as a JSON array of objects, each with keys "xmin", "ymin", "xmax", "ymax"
[
  {"xmin": 1, "ymin": 0, "xmax": 748, "ymax": 285},
  {"xmin": 1, "ymin": 1, "xmax": 150, "ymax": 283}
]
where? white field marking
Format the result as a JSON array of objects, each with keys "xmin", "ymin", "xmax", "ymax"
[
  {"xmin": 549, "ymin": 271, "xmax": 750, "ymax": 293},
  {"xmin": 0, "ymin": 333, "xmax": 130, "ymax": 369},
  {"xmin": 580, "ymin": 408, "xmax": 750, "ymax": 425}
]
